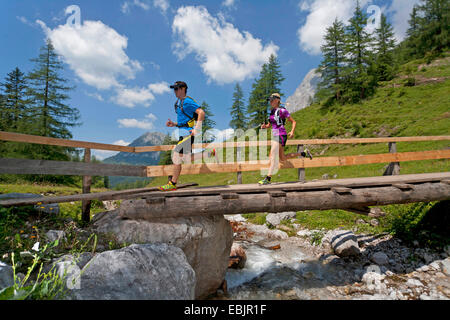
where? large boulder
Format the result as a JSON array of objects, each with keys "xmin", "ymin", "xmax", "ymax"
[
  {"xmin": 92, "ymin": 209, "xmax": 233, "ymax": 299},
  {"xmin": 326, "ymin": 230, "xmax": 360, "ymax": 257},
  {"xmin": 0, "ymin": 261, "xmax": 14, "ymax": 290},
  {"xmin": 265, "ymin": 212, "xmax": 296, "ymax": 227},
  {"xmin": 68, "ymin": 243, "xmax": 195, "ymax": 300}
]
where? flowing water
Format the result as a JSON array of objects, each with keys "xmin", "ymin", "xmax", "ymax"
[{"xmin": 223, "ymin": 239, "xmax": 353, "ymax": 300}]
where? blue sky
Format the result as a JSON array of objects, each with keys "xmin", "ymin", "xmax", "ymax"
[{"xmin": 1, "ymin": 0, "xmax": 420, "ymax": 159}]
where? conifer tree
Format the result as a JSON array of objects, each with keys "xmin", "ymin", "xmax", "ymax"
[
  {"xmin": 200, "ymin": 101, "xmax": 216, "ymax": 142},
  {"xmin": 316, "ymin": 18, "xmax": 347, "ymax": 104},
  {"xmin": 344, "ymin": 0, "xmax": 376, "ymax": 102},
  {"xmin": 26, "ymin": 39, "xmax": 81, "ymax": 160},
  {"xmin": 247, "ymin": 55, "xmax": 285, "ymax": 128},
  {"xmin": 374, "ymin": 14, "xmax": 397, "ymax": 82},
  {"xmin": 229, "ymin": 83, "xmax": 247, "ymax": 130},
  {"xmin": 0, "ymin": 67, "xmax": 29, "ymax": 132}
]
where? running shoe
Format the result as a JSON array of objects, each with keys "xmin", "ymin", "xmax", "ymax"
[
  {"xmin": 158, "ymin": 180, "xmax": 177, "ymax": 191},
  {"xmin": 258, "ymin": 177, "xmax": 271, "ymax": 185}
]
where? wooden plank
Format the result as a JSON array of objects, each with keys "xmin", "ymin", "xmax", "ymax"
[
  {"xmin": 392, "ymin": 184, "xmax": 414, "ymax": 191},
  {"xmin": 119, "ymin": 182, "xmax": 450, "ymax": 219},
  {"xmin": 146, "ymin": 149, "xmax": 450, "ymax": 177},
  {"xmin": 0, "ymin": 183, "xmax": 198, "ymax": 207},
  {"xmin": 133, "ymin": 136, "xmax": 450, "ymax": 152},
  {"xmin": 142, "ymin": 172, "xmax": 450, "ymax": 198},
  {"xmin": 0, "ymin": 131, "xmax": 135, "ymax": 152},
  {"xmin": 0, "ymin": 158, "xmax": 148, "ymax": 177},
  {"xmin": 332, "ymin": 187, "xmax": 352, "ymax": 194},
  {"xmin": 82, "ymin": 148, "xmax": 92, "ymax": 223}
]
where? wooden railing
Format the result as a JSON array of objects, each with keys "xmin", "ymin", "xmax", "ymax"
[{"xmin": 1, "ymin": 131, "xmax": 449, "ymax": 221}]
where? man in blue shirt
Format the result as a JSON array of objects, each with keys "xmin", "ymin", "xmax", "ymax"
[{"xmin": 159, "ymin": 81, "xmax": 207, "ymax": 191}]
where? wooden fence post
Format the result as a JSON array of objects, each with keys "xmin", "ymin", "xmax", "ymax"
[
  {"xmin": 237, "ymin": 146, "xmax": 242, "ymax": 184},
  {"xmin": 82, "ymin": 148, "xmax": 92, "ymax": 223},
  {"xmin": 297, "ymin": 144, "xmax": 305, "ymax": 182},
  {"xmin": 383, "ymin": 142, "xmax": 400, "ymax": 176}
]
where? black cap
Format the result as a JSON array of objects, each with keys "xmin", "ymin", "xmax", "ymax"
[{"xmin": 170, "ymin": 81, "xmax": 188, "ymax": 89}]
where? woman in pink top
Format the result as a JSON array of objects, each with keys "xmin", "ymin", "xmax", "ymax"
[{"xmin": 259, "ymin": 93, "xmax": 311, "ymax": 185}]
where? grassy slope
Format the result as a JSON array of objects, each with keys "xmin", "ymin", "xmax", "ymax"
[
  {"xmin": 146, "ymin": 55, "xmax": 450, "ymax": 244},
  {"xmin": 149, "ymin": 55, "xmax": 450, "ymax": 188}
]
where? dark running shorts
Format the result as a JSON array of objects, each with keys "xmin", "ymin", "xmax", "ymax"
[
  {"xmin": 276, "ymin": 135, "xmax": 288, "ymax": 147},
  {"xmin": 174, "ymin": 135, "xmax": 195, "ymax": 154}
]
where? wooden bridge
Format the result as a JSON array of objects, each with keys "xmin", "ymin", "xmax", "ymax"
[{"xmin": 0, "ymin": 131, "xmax": 449, "ymax": 221}]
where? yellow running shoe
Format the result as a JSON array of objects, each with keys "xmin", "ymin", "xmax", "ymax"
[{"xmin": 158, "ymin": 180, "xmax": 177, "ymax": 191}]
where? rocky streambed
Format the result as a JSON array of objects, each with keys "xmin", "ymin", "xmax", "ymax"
[{"xmin": 217, "ymin": 214, "xmax": 450, "ymax": 300}]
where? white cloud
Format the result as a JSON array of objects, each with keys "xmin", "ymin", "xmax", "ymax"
[
  {"xmin": 121, "ymin": 0, "xmax": 150, "ymax": 13},
  {"xmin": 153, "ymin": 0, "xmax": 170, "ymax": 14},
  {"xmin": 222, "ymin": 0, "xmax": 236, "ymax": 8},
  {"xmin": 38, "ymin": 19, "xmax": 143, "ymax": 90},
  {"xmin": 121, "ymin": 0, "xmax": 169, "ymax": 14},
  {"xmin": 145, "ymin": 113, "xmax": 158, "ymax": 121},
  {"xmin": 297, "ymin": 0, "xmax": 371, "ymax": 55},
  {"xmin": 118, "ymin": 118, "xmax": 155, "ymax": 130},
  {"xmin": 387, "ymin": 0, "xmax": 421, "ymax": 42},
  {"xmin": 112, "ymin": 82, "xmax": 170, "ymax": 108},
  {"xmin": 172, "ymin": 6, "xmax": 279, "ymax": 84},
  {"xmin": 114, "ymin": 86, "xmax": 155, "ymax": 108},
  {"xmin": 92, "ymin": 139, "xmax": 130, "ymax": 160},
  {"xmin": 113, "ymin": 139, "xmax": 130, "ymax": 146},
  {"xmin": 85, "ymin": 92, "xmax": 105, "ymax": 102},
  {"xmin": 148, "ymin": 82, "xmax": 171, "ymax": 94}
]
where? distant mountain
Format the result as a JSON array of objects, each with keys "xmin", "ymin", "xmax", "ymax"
[
  {"xmin": 286, "ymin": 68, "xmax": 322, "ymax": 114},
  {"xmin": 103, "ymin": 131, "xmax": 166, "ymax": 189},
  {"xmin": 103, "ymin": 131, "xmax": 166, "ymax": 166}
]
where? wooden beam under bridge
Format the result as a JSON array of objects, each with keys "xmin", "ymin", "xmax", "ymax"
[{"xmin": 118, "ymin": 172, "xmax": 450, "ymax": 219}]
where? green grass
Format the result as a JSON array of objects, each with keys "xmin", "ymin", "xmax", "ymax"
[{"xmin": 148, "ymin": 56, "xmax": 450, "ymax": 248}]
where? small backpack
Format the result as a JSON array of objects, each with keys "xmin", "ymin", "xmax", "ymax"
[
  {"xmin": 174, "ymin": 96, "xmax": 198, "ymax": 128},
  {"xmin": 273, "ymin": 106, "xmax": 286, "ymax": 126}
]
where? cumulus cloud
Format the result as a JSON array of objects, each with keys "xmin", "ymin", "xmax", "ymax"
[
  {"xmin": 387, "ymin": 0, "xmax": 421, "ymax": 42},
  {"xmin": 38, "ymin": 19, "xmax": 143, "ymax": 90},
  {"xmin": 121, "ymin": 0, "xmax": 169, "ymax": 14},
  {"xmin": 112, "ymin": 82, "xmax": 170, "ymax": 108},
  {"xmin": 222, "ymin": 0, "xmax": 236, "ymax": 8},
  {"xmin": 297, "ymin": 0, "xmax": 372, "ymax": 55},
  {"xmin": 92, "ymin": 139, "xmax": 130, "ymax": 160},
  {"xmin": 172, "ymin": 6, "xmax": 278, "ymax": 84},
  {"xmin": 118, "ymin": 118, "xmax": 155, "ymax": 130}
]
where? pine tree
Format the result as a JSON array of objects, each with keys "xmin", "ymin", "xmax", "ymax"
[
  {"xmin": 229, "ymin": 83, "xmax": 247, "ymax": 130},
  {"xmin": 316, "ymin": 18, "xmax": 347, "ymax": 104},
  {"xmin": 374, "ymin": 14, "xmax": 397, "ymax": 82},
  {"xmin": 26, "ymin": 39, "xmax": 81, "ymax": 160},
  {"xmin": 247, "ymin": 55, "xmax": 285, "ymax": 128},
  {"xmin": 344, "ymin": 0, "xmax": 376, "ymax": 102},
  {"xmin": 415, "ymin": 0, "xmax": 449, "ymax": 56},
  {"xmin": 200, "ymin": 101, "xmax": 216, "ymax": 142},
  {"xmin": 158, "ymin": 134, "xmax": 176, "ymax": 165},
  {"xmin": 0, "ymin": 67, "xmax": 29, "ymax": 132}
]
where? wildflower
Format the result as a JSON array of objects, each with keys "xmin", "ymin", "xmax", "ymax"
[
  {"xmin": 32, "ymin": 242, "xmax": 40, "ymax": 252},
  {"xmin": 20, "ymin": 230, "xmax": 24, "ymax": 234},
  {"xmin": 30, "ymin": 235, "xmax": 36, "ymax": 239},
  {"xmin": 36, "ymin": 202, "xmax": 42, "ymax": 205}
]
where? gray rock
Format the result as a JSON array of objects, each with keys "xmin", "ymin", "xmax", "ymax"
[
  {"xmin": 369, "ymin": 219, "xmax": 379, "ymax": 227},
  {"xmin": 285, "ymin": 68, "xmax": 321, "ymax": 114},
  {"xmin": 68, "ymin": 243, "xmax": 195, "ymax": 300},
  {"xmin": 439, "ymin": 258, "xmax": 450, "ymax": 276},
  {"xmin": 329, "ymin": 230, "xmax": 360, "ymax": 257},
  {"xmin": 0, "ymin": 193, "xmax": 59, "ymax": 215},
  {"xmin": 92, "ymin": 209, "xmax": 232, "ymax": 299},
  {"xmin": 0, "ymin": 261, "xmax": 14, "ymax": 290},
  {"xmin": 371, "ymin": 252, "xmax": 389, "ymax": 265},
  {"xmin": 296, "ymin": 229, "xmax": 312, "ymax": 237},
  {"xmin": 406, "ymin": 278, "xmax": 423, "ymax": 287},
  {"xmin": 45, "ymin": 230, "xmax": 66, "ymax": 243},
  {"xmin": 265, "ymin": 212, "xmax": 296, "ymax": 227}
]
